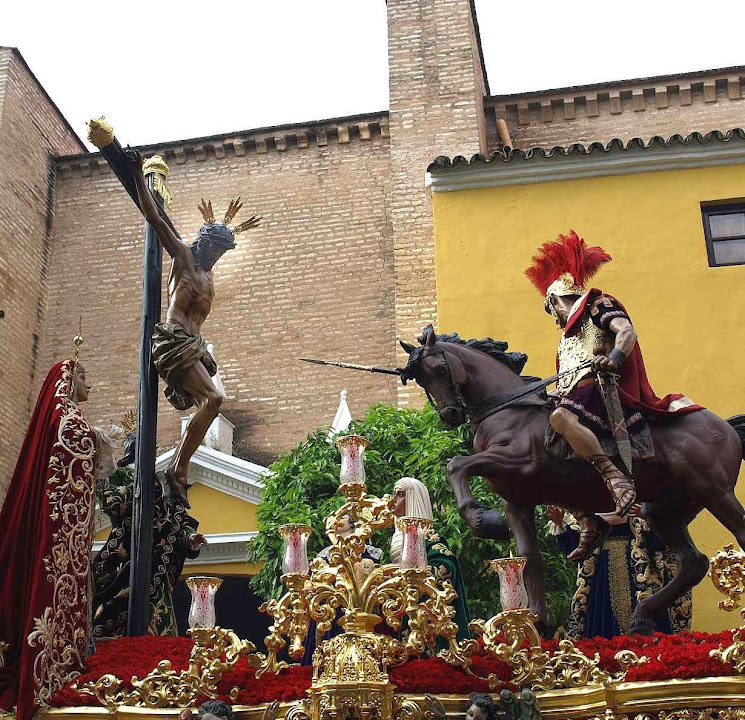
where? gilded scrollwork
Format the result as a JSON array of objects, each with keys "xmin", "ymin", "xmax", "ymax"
[
  {"xmin": 708, "ymin": 545, "xmax": 745, "ymax": 673},
  {"xmin": 613, "ymin": 649, "xmax": 648, "ymax": 676},
  {"xmin": 286, "ymin": 700, "xmax": 312, "ymax": 720},
  {"xmin": 392, "ymin": 697, "xmax": 424, "ymax": 720},
  {"xmin": 633, "ymin": 711, "xmax": 745, "ymax": 720},
  {"xmin": 470, "ymin": 607, "xmax": 618, "ymax": 690},
  {"xmin": 709, "ymin": 544, "xmax": 745, "ymax": 614},
  {"xmin": 258, "ymin": 436, "xmax": 483, "ymax": 720},
  {"xmin": 76, "ymin": 626, "xmax": 255, "ymax": 708},
  {"xmin": 28, "ymin": 361, "xmax": 97, "ymax": 707}
]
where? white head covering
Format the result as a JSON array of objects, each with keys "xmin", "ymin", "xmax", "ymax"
[{"xmin": 390, "ymin": 477, "xmax": 433, "ymax": 564}]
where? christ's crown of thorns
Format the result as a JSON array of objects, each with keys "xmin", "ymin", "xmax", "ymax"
[{"xmin": 197, "ymin": 198, "xmax": 261, "ymax": 234}]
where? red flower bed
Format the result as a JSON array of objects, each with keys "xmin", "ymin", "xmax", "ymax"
[{"xmin": 48, "ymin": 631, "xmax": 739, "ymax": 708}]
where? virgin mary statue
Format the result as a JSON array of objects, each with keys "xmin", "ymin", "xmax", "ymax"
[{"xmin": 0, "ymin": 356, "xmax": 114, "ymax": 720}]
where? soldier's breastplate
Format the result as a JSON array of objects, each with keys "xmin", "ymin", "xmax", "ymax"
[{"xmin": 557, "ymin": 317, "xmax": 614, "ymax": 395}]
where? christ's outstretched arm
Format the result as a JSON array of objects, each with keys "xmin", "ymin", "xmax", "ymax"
[{"xmin": 128, "ymin": 150, "xmax": 188, "ymax": 262}]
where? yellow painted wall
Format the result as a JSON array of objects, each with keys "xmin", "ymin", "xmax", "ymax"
[
  {"xmin": 94, "ymin": 482, "xmax": 259, "ymax": 577},
  {"xmin": 187, "ymin": 483, "xmax": 258, "ymax": 536},
  {"xmin": 431, "ymin": 163, "xmax": 745, "ymax": 632}
]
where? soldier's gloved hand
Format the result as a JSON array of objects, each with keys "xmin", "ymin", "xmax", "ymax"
[{"xmin": 594, "ymin": 348, "xmax": 627, "ymax": 373}]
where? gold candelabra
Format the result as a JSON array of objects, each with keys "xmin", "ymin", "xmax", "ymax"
[
  {"xmin": 468, "ymin": 555, "xmax": 646, "ymax": 691},
  {"xmin": 258, "ymin": 435, "xmax": 477, "ymax": 720}
]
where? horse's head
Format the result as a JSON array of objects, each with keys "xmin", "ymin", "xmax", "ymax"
[{"xmin": 399, "ymin": 324, "xmax": 469, "ymax": 427}]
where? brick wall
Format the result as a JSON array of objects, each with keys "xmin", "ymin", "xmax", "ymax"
[
  {"xmin": 387, "ymin": 0, "xmax": 488, "ymax": 405},
  {"xmin": 37, "ymin": 117, "xmax": 397, "ymax": 468},
  {"xmin": 486, "ymin": 67, "xmax": 745, "ymax": 151},
  {"xmin": 0, "ymin": 48, "xmax": 84, "ymax": 501}
]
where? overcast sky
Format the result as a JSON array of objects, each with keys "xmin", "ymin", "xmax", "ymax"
[{"xmin": 4, "ymin": 0, "xmax": 744, "ymax": 149}]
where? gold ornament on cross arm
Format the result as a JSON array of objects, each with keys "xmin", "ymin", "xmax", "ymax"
[
  {"xmin": 87, "ymin": 116, "xmax": 115, "ymax": 149},
  {"xmin": 143, "ymin": 155, "xmax": 173, "ymax": 210}
]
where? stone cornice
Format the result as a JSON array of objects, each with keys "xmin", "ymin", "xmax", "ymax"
[
  {"xmin": 426, "ymin": 130, "xmax": 745, "ymax": 192},
  {"xmin": 55, "ymin": 111, "xmax": 390, "ymax": 179}
]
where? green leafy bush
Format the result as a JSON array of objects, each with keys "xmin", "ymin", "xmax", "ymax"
[{"xmin": 246, "ymin": 403, "xmax": 575, "ymax": 628}]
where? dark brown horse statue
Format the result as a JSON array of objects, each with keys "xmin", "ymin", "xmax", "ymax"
[{"xmin": 399, "ymin": 325, "xmax": 745, "ymax": 634}]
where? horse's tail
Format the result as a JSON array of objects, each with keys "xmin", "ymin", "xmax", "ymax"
[{"xmin": 727, "ymin": 415, "xmax": 745, "ymax": 458}]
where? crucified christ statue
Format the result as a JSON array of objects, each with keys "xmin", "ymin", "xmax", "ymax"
[{"xmin": 128, "ymin": 149, "xmax": 260, "ymax": 507}]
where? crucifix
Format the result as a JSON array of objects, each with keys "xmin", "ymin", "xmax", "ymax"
[{"xmin": 86, "ymin": 118, "xmax": 260, "ymax": 635}]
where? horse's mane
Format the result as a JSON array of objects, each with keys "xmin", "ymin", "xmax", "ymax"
[{"xmin": 400, "ymin": 331, "xmax": 528, "ymax": 384}]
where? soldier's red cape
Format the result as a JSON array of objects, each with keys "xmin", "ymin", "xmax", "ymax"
[
  {"xmin": 0, "ymin": 361, "xmax": 97, "ymax": 720},
  {"xmin": 563, "ymin": 289, "xmax": 705, "ymax": 416}
]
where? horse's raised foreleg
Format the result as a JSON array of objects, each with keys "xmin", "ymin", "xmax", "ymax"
[
  {"xmin": 503, "ymin": 501, "xmax": 546, "ymax": 629},
  {"xmin": 630, "ymin": 498, "xmax": 708, "ymax": 636},
  {"xmin": 447, "ymin": 452, "xmax": 511, "ymax": 540}
]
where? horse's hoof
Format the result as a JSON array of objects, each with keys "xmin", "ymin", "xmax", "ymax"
[
  {"xmin": 629, "ymin": 615, "xmax": 655, "ymax": 637},
  {"xmin": 471, "ymin": 507, "xmax": 511, "ymax": 541}
]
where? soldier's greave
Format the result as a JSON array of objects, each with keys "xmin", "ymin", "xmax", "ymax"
[{"xmin": 588, "ymin": 454, "xmax": 637, "ymax": 516}]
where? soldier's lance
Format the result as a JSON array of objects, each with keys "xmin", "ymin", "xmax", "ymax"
[
  {"xmin": 300, "ymin": 358, "xmax": 402, "ymax": 376},
  {"xmin": 300, "ymin": 357, "xmax": 593, "ymax": 416},
  {"xmin": 87, "ymin": 118, "xmax": 171, "ymax": 636}
]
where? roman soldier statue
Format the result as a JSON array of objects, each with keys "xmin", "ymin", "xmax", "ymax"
[{"xmin": 526, "ymin": 231, "xmax": 702, "ymax": 560}]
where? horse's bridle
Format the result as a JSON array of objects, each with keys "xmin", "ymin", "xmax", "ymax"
[
  {"xmin": 419, "ymin": 347, "xmax": 546, "ymax": 426},
  {"xmin": 421, "ymin": 349, "xmax": 469, "ymax": 419}
]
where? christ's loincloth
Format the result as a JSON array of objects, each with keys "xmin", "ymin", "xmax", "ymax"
[
  {"xmin": 151, "ymin": 322, "xmax": 217, "ymax": 411},
  {"xmin": 545, "ymin": 378, "xmax": 654, "ymax": 461}
]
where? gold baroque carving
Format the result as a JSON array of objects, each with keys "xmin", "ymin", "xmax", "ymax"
[
  {"xmin": 76, "ymin": 627, "xmax": 255, "ymax": 708},
  {"xmin": 470, "ymin": 607, "xmax": 646, "ymax": 691},
  {"xmin": 633, "ymin": 711, "xmax": 745, "ymax": 720},
  {"xmin": 709, "ymin": 545, "xmax": 745, "ymax": 673}
]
